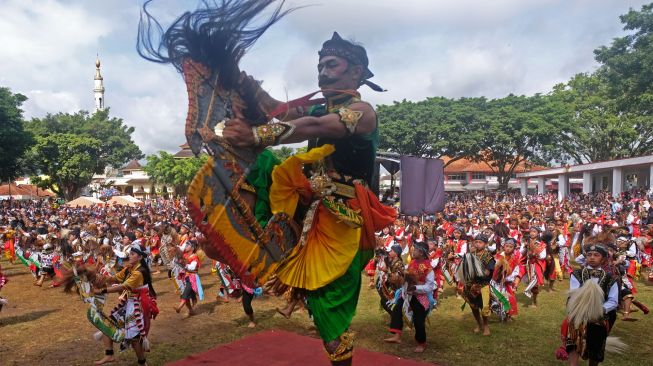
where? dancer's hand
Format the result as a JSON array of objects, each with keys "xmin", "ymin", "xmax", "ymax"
[
  {"xmin": 223, "ymin": 107, "xmax": 255, "ymax": 147},
  {"xmin": 407, "ymin": 285, "xmax": 416, "ymax": 292}
]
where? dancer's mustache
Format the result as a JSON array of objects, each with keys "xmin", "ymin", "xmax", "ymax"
[{"xmin": 318, "ymin": 77, "xmax": 338, "ymax": 87}]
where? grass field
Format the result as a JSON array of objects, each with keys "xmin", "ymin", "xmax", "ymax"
[{"xmin": 1, "ymin": 258, "xmax": 651, "ymax": 366}]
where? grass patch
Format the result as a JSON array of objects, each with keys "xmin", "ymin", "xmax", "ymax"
[{"xmin": 1, "ymin": 258, "xmax": 651, "ymax": 365}]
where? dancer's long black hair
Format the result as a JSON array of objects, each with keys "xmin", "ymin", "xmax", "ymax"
[
  {"xmin": 137, "ymin": 0, "xmax": 296, "ymax": 91},
  {"xmin": 138, "ymin": 256, "xmax": 157, "ymax": 298}
]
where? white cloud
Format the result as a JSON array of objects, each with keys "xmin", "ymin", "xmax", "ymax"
[
  {"xmin": 22, "ymin": 90, "xmax": 81, "ymax": 117},
  {"xmin": 1, "ymin": 0, "xmax": 650, "ymax": 156}
]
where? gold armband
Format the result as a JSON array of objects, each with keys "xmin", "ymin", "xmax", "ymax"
[
  {"xmin": 251, "ymin": 122, "xmax": 295, "ymax": 147},
  {"xmin": 337, "ymin": 108, "xmax": 363, "ymax": 134}
]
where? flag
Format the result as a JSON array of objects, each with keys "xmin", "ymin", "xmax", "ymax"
[{"xmin": 491, "ymin": 285, "xmax": 511, "ymax": 311}]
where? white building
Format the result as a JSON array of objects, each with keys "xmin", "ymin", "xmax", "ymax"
[
  {"xmin": 90, "ymin": 160, "xmax": 172, "ymax": 199},
  {"xmin": 517, "ymin": 155, "xmax": 653, "ymax": 201},
  {"xmin": 94, "ymin": 56, "xmax": 105, "ymax": 112},
  {"xmin": 86, "ymin": 57, "xmax": 174, "ymax": 199}
]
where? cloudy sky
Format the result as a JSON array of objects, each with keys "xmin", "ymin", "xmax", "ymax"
[{"xmin": 0, "ymin": 0, "xmax": 648, "ymax": 155}]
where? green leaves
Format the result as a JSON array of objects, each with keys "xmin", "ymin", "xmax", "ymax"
[
  {"xmin": 24, "ymin": 109, "xmax": 143, "ymax": 169},
  {"xmin": 377, "ymin": 97, "xmax": 484, "ymax": 160},
  {"xmin": 143, "ymin": 151, "xmax": 207, "ymax": 195},
  {"xmin": 267, "ymin": 146, "xmax": 295, "ymax": 161},
  {"xmin": 377, "ymin": 3, "xmax": 653, "ymax": 185},
  {"xmin": 22, "ymin": 109, "xmax": 141, "ymax": 199},
  {"xmin": 26, "ymin": 133, "xmax": 102, "ymax": 199},
  {"xmin": 0, "ymin": 87, "xmax": 32, "ymax": 182},
  {"xmin": 377, "ymin": 94, "xmax": 566, "ymax": 190}
]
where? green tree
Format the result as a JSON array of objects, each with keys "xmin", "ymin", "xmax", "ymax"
[
  {"xmin": 377, "ymin": 97, "xmax": 484, "ymax": 166},
  {"xmin": 474, "ymin": 94, "xmax": 565, "ymax": 190},
  {"xmin": 24, "ymin": 109, "xmax": 142, "ymax": 169},
  {"xmin": 268, "ymin": 146, "xmax": 295, "ymax": 161},
  {"xmin": 550, "ymin": 73, "xmax": 640, "ymax": 164},
  {"xmin": 595, "ymin": 3, "xmax": 653, "ymax": 116},
  {"xmin": 26, "ymin": 134, "xmax": 102, "ymax": 200},
  {"xmin": 0, "ymin": 87, "xmax": 33, "ymax": 182},
  {"xmin": 23, "ymin": 109, "xmax": 141, "ymax": 199},
  {"xmin": 144, "ymin": 152, "xmax": 207, "ymax": 196},
  {"xmin": 589, "ymin": 3, "xmax": 653, "ymax": 157}
]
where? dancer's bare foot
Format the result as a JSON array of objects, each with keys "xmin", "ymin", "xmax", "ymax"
[
  {"xmin": 276, "ymin": 307, "xmax": 291, "ymax": 319},
  {"xmin": 622, "ymin": 312, "xmax": 636, "ymax": 321},
  {"xmin": 483, "ymin": 327, "xmax": 491, "ymax": 336},
  {"xmin": 384, "ymin": 334, "xmax": 401, "ymax": 343},
  {"xmin": 93, "ymin": 355, "xmax": 115, "ymax": 365},
  {"xmin": 174, "ymin": 305, "xmax": 181, "ymax": 314},
  {"xmin": 216, "ymin": 295, "xmax": 229, "ymax": 303},
  {"xmin": 247, "ymin": 321, "xmax": 256, "ymax": 328},
  {"xmin": 473, "ymin": 327, "xmax": 480, "ymax": 334},
  {"xmin": 414, "ymin": 344, "xmax": 425, "ymax": 353},
  {"xmin": 528, "ymin": 304, "xmax": 537, "ymax": 308}
]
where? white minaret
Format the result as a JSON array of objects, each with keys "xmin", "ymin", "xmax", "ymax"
[{"xmin": 94, "ymin": 56, "xmax": 105, "ymax": 112}]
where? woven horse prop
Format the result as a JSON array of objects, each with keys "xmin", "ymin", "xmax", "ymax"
[
  {"xmin": 61, "ymin": 264, "xmax": 125, "ymax": 343},
  {"xmin": 137, "ymin": 0, "xmax": 309, "ymax": 287}
]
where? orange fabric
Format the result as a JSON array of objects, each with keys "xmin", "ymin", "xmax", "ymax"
[
  {"xmin": 348, "ymin": 183, "xmax": 397, "ymax": 251},
  {"xmin": 269, "ymin": 145, "xmax": 335, "ymax": 217},
  {"xmin": 4, "ymin": 240, "xmax": 15, "ymax": 262},
  {"xmin": 275, "ymin": 204, "xmax": 360, "ymax": 290}
]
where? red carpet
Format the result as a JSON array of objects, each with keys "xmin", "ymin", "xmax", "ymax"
[{"xmin": 167, "ymin": 329, "xmax": 436, "ymax": 366}]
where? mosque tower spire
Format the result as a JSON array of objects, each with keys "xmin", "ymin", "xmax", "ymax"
[{"xmin": 94, "ymin": 55, "xmax": 105, "ymax": 112}]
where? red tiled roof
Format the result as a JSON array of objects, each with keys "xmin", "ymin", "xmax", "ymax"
[
  {"xmin": 441, "ymin": 156, "xmax": 547, "ymax": 174},
  {"xmin": 173, "ymin": 150, "xmax": 194, "ymax": 158},
  {"xmin": 0, "ymin": 184, "xmax": 55, "ymax": 197},
  {"xmin": 173, "ymin": 142, "xmax": 194, "ymax": 159},
  {"xmin": 122, "ymin": 159, "xmax": 142, "ymax": 170}
]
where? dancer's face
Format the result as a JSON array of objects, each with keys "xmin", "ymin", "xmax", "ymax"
[
  {"xmin": 318, "ymin": 56, "xmax": 361, "ymax": 96},
  {"xmin": 128, "ymin": 250, "xmax": 141, "ymax": 265},
  {"xmin": 586, "ymin": 251, "xmax": 604, "ymax": 267},
  {"xmin": 474, "ymin": 240, "xmax": 486, "ymax": 251}
]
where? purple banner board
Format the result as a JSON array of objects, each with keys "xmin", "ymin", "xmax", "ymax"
[{"xmin": 399, "ymin": 156, "xmax": 445, "ymax": 215}]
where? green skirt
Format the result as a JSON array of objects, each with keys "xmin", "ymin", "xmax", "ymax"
[{"xmin": 306, "ymin": 249, "xmax": 372, "ymax": 342}]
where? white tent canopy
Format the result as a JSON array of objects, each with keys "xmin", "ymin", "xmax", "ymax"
[
  {"xmin": 66, "ymin": 196, "xmax": 103, "ymax": 207},
  {"xmin": 108, "ymin": 195, "xmax": 143, "ymax": 206}
]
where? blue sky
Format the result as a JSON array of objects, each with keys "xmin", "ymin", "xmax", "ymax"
[{"xmin": 0, "ymin": 0, "xmax": 648, "ymax": 155}]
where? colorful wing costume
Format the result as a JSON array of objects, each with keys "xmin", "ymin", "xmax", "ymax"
[
  {"xmin": 137, "ymin": 0, "xmax": 301, "ymax": 287},
  {"xmin": 61, "ymin": 264, "xmax": 125, "ymax": 343}
]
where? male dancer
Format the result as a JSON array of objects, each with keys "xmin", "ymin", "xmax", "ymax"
[
  {"xmin": 223, "ymin": 31, "xmax": 395, "ymax": 365},
  {"xmin": 462, "ymin": 235, "xmax": 496, "ymax": 336},
  {"xmin": 562, "ymin": 244, "xmax": 618, "ymax": 366},
  {"xmin": 383, "ymin": 241, "xmax": 435, "ymax": 352},
  {"xmin": 139, "ymin": 2, "xmax": 395, "ymax": 364}
]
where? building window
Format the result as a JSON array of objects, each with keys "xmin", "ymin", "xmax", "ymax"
[
  {"xmin": 510, "ymin": 173, "xmax": 517, "ymax": 179},
  {"xmin": 471, "ymin": 172, "xmax": 485, "ymax": 180},
  {"xmin": 447, "ymin": 174, "xmax": 465, "ymax": 181}
]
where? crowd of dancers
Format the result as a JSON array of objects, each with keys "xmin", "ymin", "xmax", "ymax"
[
  {"xmin": 0, "ymin": 198, "xmax": 261, "ymax": 365},
  {"xmin": 2, "ymin": 188, "xmax": 652, "ymax": 365},
  {"xmin": 369, "ymin": 189, "xmax": 651, "ymax": 363}
]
